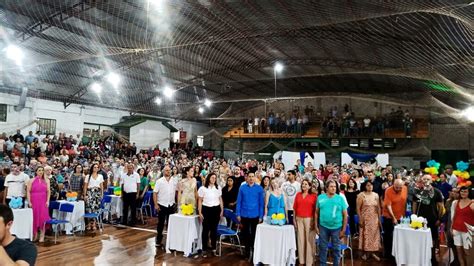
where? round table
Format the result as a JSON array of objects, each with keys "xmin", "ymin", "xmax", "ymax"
[
  {"xmin": 11, "ymin": 208, "xmax": 33, "ymax": 240},
  {"xmin": 392, "ymin": 225, "xmax": 433, "ymax": 266},
  {"xmin": 253, "ymin": 223, "xmax": 296, "ymax": 265},
  {"xmin": 165, "ymin": 214, "xmax": 202, "ymax": 256}
]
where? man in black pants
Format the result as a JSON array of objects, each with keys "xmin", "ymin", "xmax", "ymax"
[
  {"xmin": 235, "ymin": 173, "xmax": 264, "ymax": 259},
  {"xmin": 413, "ymin": 175, "xmax": 444, "ymax": 266},
  {"xmin": 121, "ymin": 164, "xmax": 140, "ymax": 226},
  {"xmin": 153, "ymin": 166, "xmax": 177, "ymax": 247},
  {"xmin": 382, "ymin": 179, "xmax": 407, "ymax": 261}
]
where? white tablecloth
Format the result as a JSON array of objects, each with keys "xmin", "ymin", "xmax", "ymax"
[
  {"xmin": 166, "ymin": 214, "xmax": 202, "ymax": 256},
  {"xmin": 253, "ymin": 223, "xmax": 296, "ymax": 265},
  {"xmin": 109, "ymin": 195, "xmax": 123, "ymax": 218},
  {"xmin": 392, "ymin": 225, "xmax": 433, "ymax": 266},
  {"xmin": 54, "ymin": 200, "xmax": 85, "ymax": 234},
  {"xmin": 11, "ymin": 208, "xmax": 33, "ymax": 241}
]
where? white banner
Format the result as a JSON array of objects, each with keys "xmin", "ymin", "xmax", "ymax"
[
  {"xmin": 341, "ymin": 152, "xmax": 389, "ymax": 167},
  {"xmin": 275, "ymin": 151, "xmax": 326, "ymax": 171}
]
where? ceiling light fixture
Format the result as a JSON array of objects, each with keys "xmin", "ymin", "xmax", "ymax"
[
  {"xmin": 163, "ymin": 86, "xmax": 174, "ymax": 98},
  {"xmin": 155, "ymin": 97, "xmax": 162, "ymax": 105},
  {"xmin": 461, "ymin": 106, "xmax": 474, "ymax": 122},
  {"xmin": 198, "ymin": 106, "xmax": 204, "ymax": 114},
  {"xmin": 204, "ymin": 99, "xmax": 212, "ymax": 107},
  {"xmin": 90, "ymin": 82, "xmax": 102, "ymax": 94},
  {"xmin": 4, "ymin": 45, "xmax": 24, "ymax": 66},
  {"xmin": 106, "ymin": 72, "xmax": 121, "ymax": 89},
  {"xmin": 274, "ymin": 62, "xmax": 284, "ymax": 73}
]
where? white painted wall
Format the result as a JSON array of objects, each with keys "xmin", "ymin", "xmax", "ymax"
[
  {"xmin": 129, "ymin": 120, "xmax": 171, "ymax": 151},
  {"xmin": 0, "ymin": 92, "xmax": 128, "ymax": 136},
  {"xmin": 0, "ymin": 93, "xmax": 211, "ymax": 148},
  {"xmin": 171, "ymin": 120, "xmax": 210, "ymax": 140}
]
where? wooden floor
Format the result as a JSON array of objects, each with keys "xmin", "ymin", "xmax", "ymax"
[{"xmin": 36, "ymin": 219, "xmax": 449, "ymax": 265}]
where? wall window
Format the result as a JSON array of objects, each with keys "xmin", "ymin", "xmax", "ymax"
[
  {"xmin": 0, "ymin": 104, "xmax": 6, "ymax": 122},
  {"xmin": 37, "ymin": 118, "xmax": 56, "ymax": 135}
]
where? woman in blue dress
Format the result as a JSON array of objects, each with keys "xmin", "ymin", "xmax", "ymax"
[{"xmin": 264, "ymin": 178, "xmax": 288, "ymax": 223}]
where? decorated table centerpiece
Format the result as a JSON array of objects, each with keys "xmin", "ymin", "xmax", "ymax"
[
  {"xmin": 66, "ymin": 192, "xmax": 78, "ymax": 202},
  {"xmin": 180, "ymin": 204, "xmax": 194, "ymax": 215},
  {"xmin": 409, "ymin": 214, "xmax": 427, "ymax": 230},
  {"xmin": 270, "ymin": 213, "xmax": 286, "ymax": 226},
  {"xmin": 113, "ymin": 187, "xmax": 122, "ymax": 196},
  {"xmin": 9, "ymin": 197, "xmax": 23, "ymax": 209}
]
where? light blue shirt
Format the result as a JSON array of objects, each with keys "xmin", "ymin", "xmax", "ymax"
[{"xmin": 317, "ymin": 193, "xmax": 348, "ymax": 229}]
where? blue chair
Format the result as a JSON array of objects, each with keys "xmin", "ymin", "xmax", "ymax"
[
  {"xmin": 107, "ymin": 187, "xmax": 115, "ymax": 195},
  {"xmin": 137, "ymin": 191, "xmax": 152, "ymax": 224},
  {"xmin": 83, "ymin": 195, "xmax": 112, "ymax": 233},
  {"xmin": 316, "ymin": 226, "xmax": 353, "ymax": 266},
  {"xmin": 49, "ymin": 201, "xmax": 61, "ymax": 211},
  {"xmin": 216, "ymin": 208, "xmax": 243, "ymax": 256},
  {"xmin": 44, "ymin": 203, "xmax": 75, "ymax": 244}
]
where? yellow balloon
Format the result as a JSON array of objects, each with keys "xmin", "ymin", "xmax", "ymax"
[{"xmin": 271, "ymin": 214, "xmax": 277, "ymax": 219}]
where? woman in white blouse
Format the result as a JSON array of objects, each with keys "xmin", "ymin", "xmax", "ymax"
[
  {"xmin": 83, "ymin": 163, "xmax": 104, "ymax": 231},
  {"xmin": 198, "ymin": 172, "xmax": 223, "ymax": 257}
]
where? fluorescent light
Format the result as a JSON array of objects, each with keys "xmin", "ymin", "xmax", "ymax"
[
  {"xmin": 204, "ymin": 99, "xmax": 212, "ymax": 107},
  {"xmin": 5, "ymin": 45, "xmax": 24, "ymax": 66},
  {"xmin": 155, "ymin": 97, "xmax": 162, "ymax": 105},
  {"xmin": 198, "ymin": 107, "xmax": 204, "ymax": 113},
  {"xmin": 462, "ymin": 107, "xmax": 474, "ymax": 122},
  {"xmin": 106, "ymin": 72, "xmax": 121, "ymax": 89},
  {"xmin": 163, "ymin": 86, "xmax": 174, "ymax": 98},
  {"xmin": 274, "ymin": 62, "xmax": 284, "ymax": 73},
  {"xmin": 90, "ymin": 82, "xmax": 102, "ymax": 94}
]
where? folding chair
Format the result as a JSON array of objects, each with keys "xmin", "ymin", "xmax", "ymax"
[
  {"xmin": 83, "ymin": 195, "xmax": 112, "ymax": 233},
  {"xmin": 44, "ymin": 203, "xmax": 75, "ymax": 244},
  {"xmin": 316, "ymin": 226, "xmax": 354, "ymax": 266},
  {"xmin": 138, "ymin": 191, "xmax": 153, "ymax": 224},
  {"xmin": 216, "ymin": 208, "xmax": 243, "ymax": 256}
]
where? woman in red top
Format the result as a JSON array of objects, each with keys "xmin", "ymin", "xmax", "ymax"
[
  {"xmin": 450, "ymin": 186, "xmax": 474, "ymax": 266},
  {"xmin": 293, "ymin": 179, "xmax": 317, "ymax": 266}
]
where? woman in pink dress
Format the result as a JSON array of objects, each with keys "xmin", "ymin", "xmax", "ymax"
[{"xmin": 27, "ymin": 166, "xmax": 51, "ymax": 242}]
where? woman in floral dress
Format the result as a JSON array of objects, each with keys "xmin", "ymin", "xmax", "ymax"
[{"xmin": 356, "ymin": 180, "xmax": 382, "ymax": 261}]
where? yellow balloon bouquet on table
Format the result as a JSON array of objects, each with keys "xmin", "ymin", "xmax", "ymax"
[
  {"xmin": 270, "ymin": 213, "xmax": 286, "ymax": 225},
  {"xmin": 181, "ymin": 204, "xmax": 194, "ymax": 215}
]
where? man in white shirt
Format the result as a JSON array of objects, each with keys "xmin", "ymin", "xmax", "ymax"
[
  {"xmin": 444, "ymin": 164, "xmax": 458, "ymax": 188},
  {"xmin": 281, "ymin": 170, "xmax": 301, "ymax": 225},
  {"xmin": 153, "ymin": 166, "xmax": 177, "ymax": 247},
  {"xmin": 3, "ymin": 163, "xmax": 30, "ymax": 208},
  {"xmin": 120, "ymin": 164, "xmax": 140, "ymax": 226}
]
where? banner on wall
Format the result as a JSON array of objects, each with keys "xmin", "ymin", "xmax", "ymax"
[
  {"xmin": 179, "ymin": 131, "xmax": 187, "ymax": 144},
  {"xmin": 341, "ymin": 152, "xmax": 389, "ymax": 167},
  {"xmin": 274, "ymin": 151, "xmax": 326, "ymax": 171}
]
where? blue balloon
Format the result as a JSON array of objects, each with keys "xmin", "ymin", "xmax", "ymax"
[{"xmin": 456, "ymin": 161, "xmax": 469, "ymax": 172}]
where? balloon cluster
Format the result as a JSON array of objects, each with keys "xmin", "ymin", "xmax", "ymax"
[
  {"xmin": 9, "ymin": 197, "xmax": 23, "ymax": 209},
  {"xmin": 410, "ymin": 214, "xmax": 426, "ymax": 230},
  {"xmin": 454, "ymin": 161, "xmax": 472, "ymax": 187},
  {"xmin": 424, "ymin": 160, "xmax": 440, "ymax": 180},
  {"xmin": 66, "ymin": 192, "xmax": 78, "ymax": 202},
  {"xmin": 270, "ymin": 213, "xmax": 286, "ymax": 225},
  {"xmin": 113, "ymin": 187, "xmax": 122, "ymax": 196},
  {"xmin": 181, "ymin": 204, "xmax": 194, "ymax": 215}
]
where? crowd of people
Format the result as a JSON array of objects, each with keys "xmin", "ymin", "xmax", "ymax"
[
  {"xmin": 321, "ymin": 105, "xmax": 415, "ymax": 138},
  {"xmin": 242, "ymin": 108, "xmax": 311, "ymax": 135},
  {"xmin": 238, "ymin": 104, "xmax": 417, "ymax": 139},
  {"xmin": 0, "ymin": 129, "xmax": 472, "ymax": 265}
]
